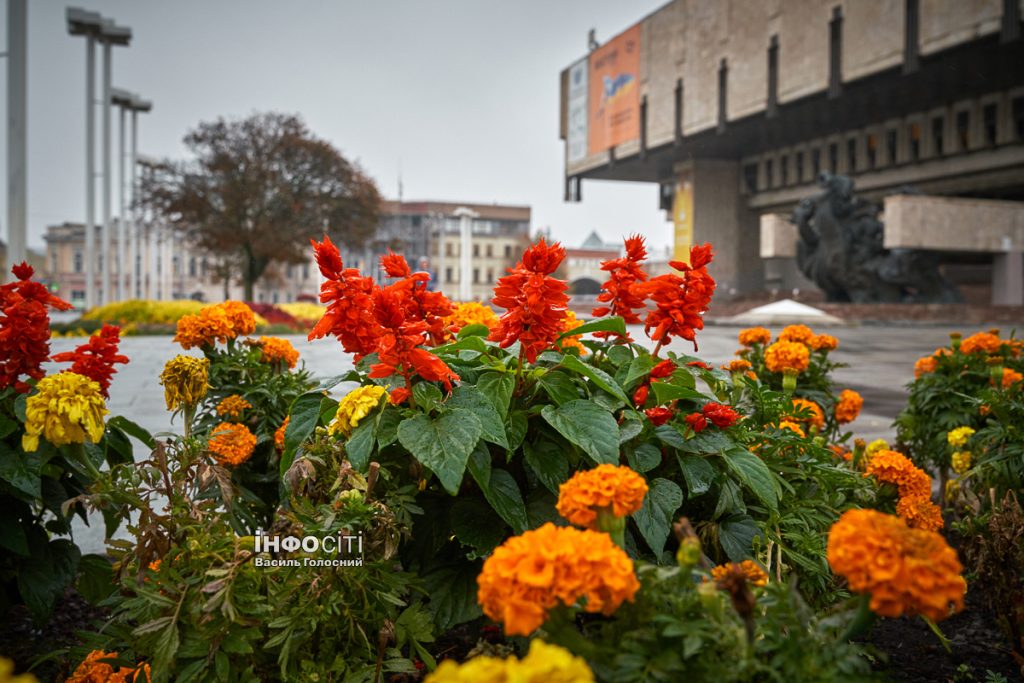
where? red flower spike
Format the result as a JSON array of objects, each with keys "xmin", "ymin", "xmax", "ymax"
[
  {"xmin": 650, "ymin": 359, "xmax": 676, "ymax": 379},
  {"xmin": 593, "ymin": 235, "xmax": 650, "ymax": 340},
  {"xmin": 633, "ymin": 385, "xmax": 649, "ymax": 406},
  {"xmin": 702, "ymin": 402, "xmax": 740, "ymax": 429},
  {"xmin": 685, "ymin": 413, "xmax": 708, "ymax": 433},
  {"xmin": 308, "ymin": 237, "xmax": 383, "ymax": 359},
  {"xmin": 0, "ymin": 262, "xmax": 73, "ymax": 392},
  {"xmin": 380, "ymin": 251, "xmax": 412, "ymax": 279},
  {"xmin": 687, "ymin": 360, "xmax": 712, "ymax": 370},
  {"xmin": 381, "ymin": 252, "xmax": 453, "ymax": 345},
  {"xmin": 51, "ymin": 324, "xmax": 128, "ymax": 397},
  {"xmin": 637, "ymin": 243, "xmax": 716, "ymax": 350},
  {"xmin": 645, "ymin": 407, "xmax": 674, "ymax": 426}
]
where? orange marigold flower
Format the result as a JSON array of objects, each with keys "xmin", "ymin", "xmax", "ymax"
[
  {"xmin": 476, "ymin": 523, "xmax": 640, "ymax": 636},
  {"xmin": 830, "ymin": 444, "xmax": 852, "ymax": 461},
  {"xmin": 636, "ymin": 243, "xmax": 715, "ymax": 350},
  {"xmin": 50, "ymin": 324, "xmax": 128, "ymax": 398},
  {"xmin": 864, "ymin": 449, "xmax": 931, "ymax": 498},
  {"xmin": 764, "ymin": 340, "xmax": 810, "ymax": 374},
  {"xmin": 835, "ymin": 389, "xmax": 863, "ymax": 423},
  {"xmin": 66, "ymin": 650, "xmax": 152, "ymax": 683},
  {"xmin": 723, "ymin": 358, "xmax": 752, "ymax": 373},
  {"xmin": 914, "ymin": 355, "xmax": 937, "ymax": 378},
  {"xmin": 592, "ymin": 234, "xmax": 649, "ymax": 341},
  {"xmin": 711, "ymin": 560, "xmax": 768, "ymax": 589},
  {"xmin": 308, "ymin": 236, "xmax": 383, "ymax": 359},
  {"xmin": 778, "ymin": 420, "xmax": 806, "ymax": 438},
  {"xmin": 215, "ymin": 394, "xmax": 251, "ymax": 419},
  {"xmin": 778, "ymin": 324, "xmax": 813, "ymax": 344},
  {"xmin": 489, "ymin": 238, "xmax": 569, "ymax": 363},
  {"xmin": 274, "ymin": 416, "xmax": 289, "ymax": 452},
  {"xmin": 738, "ymin": 326, "xmax": 771, "ymax": 346},
  {"xmin": 960, "ymin": 331, "xmax": 1001, "ymax": 355},
  {"xmin": 790, "ymin": 398, "xmax": 825, "ymax": 430},
  {"xmin": 174, "ymin": 304, "xmax": 234, "ymax": 350},
  {"xmin": 558, "ymin": 310, "xmax": 588, "ymax": 355},
  {"xmin": 0, "ymin": 262, "xmax": 73, "ymax": 392},
  {"xmin": 556, "ymin": 465, "xmax": 648, "ymax": 528},
  {"xmin": 809, "ymin": 333, "xmax": 838, "ymax": 351},
  {"xmin": 896, "ymin": 494, "xmax": 944, "ymax": 532},
  {"xmin": 826, "ymin": 509, "xmax": 965, "ymax": 621},
  {"xmin": 208, "ymin": 422, "xmax": 257, "ymax": 467},
  {"xmin": 259, "ymin": 336, "xmax": 299, "ymax": 369},
  {"xmin": 998, "ymin": 367, "xmax": 1022, "ymax": 388},
  {"xmin": 443, "ymin": 301, "xmax": 499, "ymax": 336},
  {"xmin": 218, "ymin": 300, "xmax": 257, "ymax": 336}
]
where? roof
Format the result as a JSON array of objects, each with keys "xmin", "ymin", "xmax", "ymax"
[{"xmin": 381, "ymin": 200, "xmax": 531, "ymax": 222}]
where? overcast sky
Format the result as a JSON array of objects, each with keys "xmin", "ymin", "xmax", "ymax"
[{"xmin": 1, "ymin": 0, "xmax": 672, "ymax": 253}]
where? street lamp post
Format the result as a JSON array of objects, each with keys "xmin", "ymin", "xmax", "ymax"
[
  {"xmin": 453, "ymin": 207, "xmax": 478, "ymax": 302},
  {"xmin": 111, "ymin": 89, "xmax": 151, "ymax": 301},
  {"xmin": 98, "ymin": 21, "xmax": 130, "ymax": 305},
  {"xmin": 7, "ymin": 0, "xmax": 27, "ymax": 275},
  {"xmin": 130, "ymin": 95, "xmax": 151, "ymax": 299}
]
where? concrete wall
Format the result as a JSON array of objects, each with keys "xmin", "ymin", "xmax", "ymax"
[{"xmin": 883, "ymin": 194, "xmax": 1024, "ymax": 251}]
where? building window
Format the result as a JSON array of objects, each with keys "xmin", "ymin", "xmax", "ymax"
[
  {"xmin": 272, "ymin": 292, "xmax": 279, "ymax": 304},
  {"xmin": 904, "ymin": 0, "xmax": 919, "ymax": 73},
  {"xmin": 189, "ymin": 257, "xmax": 197, "ymax": 277},
  {"xmin": 98, "ymin": 254, "xmax": 104, "ymax": 274},
  {"xmin": 445, "ymin": 243, "xmax": 454, "ymax": 257},
  {"xmin": 780, "ymin": 155, "xmax": 789, "ymax": 186},
  {"xmin": 742, "ymin": 163, "xmax": 758, "ymax": 193},
  {"xmin": 795, "ymin": 151, "xmax": 804, "ymax": 181},
  {"xmin": 867, "ymin": 134, "xmax": 878, "ymax": 168},
  {"xmin": 173, "ymin": 255, "xmax": 181, "ymax": 275},
  {"xmin": 764, "ymin": 159, "xmax": 773, "ymax": 189},
  {"xmin": 74, "ymin": 250, "xmax": 83, "ymax": 273},
  {"xmin": 717, "ymin": 59, "xmax": 728, "ymax": 132},
  {"xmin": 674, "ymin": 78, "xmax": 683, "ymax": 142},
  {"xmin": 473, "ymin": 244, "xmax": 480, "ymax": 257},
  {"xmin": 828, "ymin": 143, "xmax": 838, "ymax": 173},
  {"xmin": 956, "ymin": 110, "xmax": 970, "ymax": 150},
  {"xmin": 846, "ymin": 139, "xmax": 857, "ymax": 172},
  {"xmin": 811, "ymin": 148, "xmax": 821, "ymax": 177},
  {"xmin": 1012, "ymin": 96, "xmax": 1024, "ymax": 140},
  {"xmin": 1003, "ymin": 0, "xmax": 1022, "ymax": 42},
  {"xmin": 302, "ymin": 263, "xmax": 309, "ymax": 280},
  {"xmin": 983, "ymin": 103, "xmax": 998, "ymax": 146},
  {"xmin": 50, "ymin": 251, "xmax": 57, "ymax": 273},
  {"xmin": 504, "ymin": 245, "xmax": 512, "ymax": 258},
  {"xmin": 828, "ymin": 7, "xmax": 843, "ymax": 98},
  {"xmin": 445, "ymin": 267, "xmax": 453, "ymax": 283},
  {"xmin": 486, "ymin": 268, "xmax": 493, "ymax": 283},
  {"xmin": 767, "ymin": 35, "xmax": 779, "ymax": 117},
  {"xmin": 886, "ymin": 129, "xmax": 898, "ymax": 164},
  {"xmin": 486, "ymin": 244, "xmax": 493, "ymax": 258},
  {"xmin": 71, "ymin": 289, "xmax": 85, "ymax": 303},
  {"xmin": 931, "ymin": 116, "xmax": 945, "ymax": 155},
  {"xmin": 909, "ymin": 123, "xmax": 921, "ymax": 160},
  {"xmin": 473, "ymin": 268, "xmax": 480, "ymax": 284}
]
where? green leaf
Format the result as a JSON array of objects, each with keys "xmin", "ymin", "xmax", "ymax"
[
  {"xmin": 281, "ymin": 391, "xmax": 327, "ymax": 475},
  {"xmin": 618, "ymin": 414, "xmax": 644, "ymax": 443},
  {"xmin": 506, "ymin": 411, "xmax": 528, "ymax": 451},
  {"xmin": 720, "ymin": 448, "xmax": 779, "ymax": 512},
  {"xmin": 77, "ymin": 553, "xmax": 115, "ymax": 603},
  {"xmin": 624, "ymin": 354, "xmax": 655, "ymax": 388},
  {"xmin": 480, "ymin": 468, "xmax": 528, "ymax": 533},
  {"xmin": 18, "ymin": 538, "xmax": 80, "ymax": 621},
  {"xmin": 345, "ymin": 417, "xmax": 376, "ymax": 471},
  {"xmin": 449, "ymin": 386, "xmax": 508, "ymax": 448},
  {"xmin": 718, "ymin": 514, "xmax": 762, "ymax": 561},
  {"xmin": 457, "ymin": 323, "xmax": 490, "ymax": 339},
  {"xmin": 0, "ymin": 514, "xmax": 28, "ymax": 556},
  {"xmin": 476, "ymin": 372, "xmax": 514, "ymax": 417},
  {"xmin": 557, "ymin": 315, "xmax": 626, "ymax": 340},
  {"xmin": 466, "ymin": 440, "xmax": 491, "ymax": 490},
  {"xmin": 678, "ymin": 429, "xmax": 733, "ymax": 454},
  {"xmin": 451, "ymin": 498, "xmax": 507, "ymax": 552},
  {"xmin": 421, "ymin": 563, "xmax": 484, "ymax": 631},
  {"xmin": 523, "ymin": 439, "xmax": 569, "ymax": 494},
  {"xmin": 678, "ymin": 455, "xmax": 716, "ymax": 496},
  {"xmin": 627, "ymin": 442, "xmax": 662, "ymax": 473},
  {"xmin": 541, "ymin": 400, "xmax": 620, "ymax": 465},
  {"xmin": 606, "ymin": 345, "xmax": 633, "ymax": 367},
  {"xmin": 651, "ymin": 381, "xmax": 704, "ymax": 404},
  {"xmin": 397, "ymin": 409, "xmax": 482, "ymax": 495},
  {"xmin": 412, "ymin": 382, "xmax": 443, "ymax": 411},
  {"xmin": 107, "ymin": 416, "xmax": 156, "ymax": 449},
  {"xmin": 633, "ymin": 478, "xmax": 682, "ymax": 556},
  {"xmin": 376, "ymin": 407, "xmax": 402, "ymax": 448},
  {"xmin": 655, "ymin": 425, "xmax": 688, "ymax": 450},
  {"xmin": 539, "ymin": 370, "xmax": 580, "ymax": 405},
  {"xmin": 0, "ymin": 442, "xmax": 41, "ymax": 499},
  {"xmin": 562, "ymin": 354, "xmax": 630, "ymax": 404},
  {"xmin": 0, "ymin": 414, "xmax": 17, "ymax": 440}
]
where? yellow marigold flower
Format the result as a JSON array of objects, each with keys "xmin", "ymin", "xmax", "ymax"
[
  {"xmin": 826, "ymin": 509, "xmax": 965, "ymax": 621},
  {"xmin": 0, "ymin": 656, "xmax": 38, "ymax": 683},
  {"xmin": 866, "ymin": 439, "xmax": 889, "ymax": 456},
  {"xmin": 896, "ymin": 494, "xmax": 944, "ymax": 532},
  {"xmin": 951, "ymin": 450, "xmax": 972, "ymax": 474},
  {"xmin": 711, "ymin": 560, "xmax": 768, "ymax": 588},
  {"xmin": 946, "ymin": 426, "xmax": 975, "ymax": 448},
  {"xmin": 477, "ymin": 523, "xmax": 640, "ymax": 636},
  {"xmin": 835, "ymin": 389, "xmax": 863, "ymax": 424},
  {"xmin": 809, "ymin": 333, "xmax": 838, "ymax": 351},
  {"xmin": 215, "ymin": 394, "xmax": 251, "ymax": 419},
  {"xmin": 914, "ymin": 355, "xmax": 937, "ymax": 378},
  {"xmin": 329, "ymin": 385, "xmax": 388, "ymax": 437},
  {"xmin": 425, "ymin": 640, "xmax": 594, "ymax": 683},
  {"xmin": 274, "ymin": 416, "xmax": 289, "ymax": 452},
  {"xmin": 738, "ymin": 326, "xmax": 772, "ymax": 346},
  {"xmin": 66, "ymin": 650, "xmax": 151, "ymax": 683},
  {"xmin": 723, "ymin": 358, "xmax": 752, "ymax": 373},
  {"xmin": 208, "ymin": 422, "xmax": 257, "ymax": 467},
  {"xmin": 217, "ymin": 300, "xmax": 257, "ymax": 336},
  {"xmin": 998, "ymin": 367, "xmax": 1022, "ymax": 388},
  {"xmin": 864, "ymin": 449, "xmax": 931, "ymax": 498},
  {"xmin": 556, "ymin": 464, "xmax": 648, "ymax": 528},
  {"xmin": 959, "ymin": 331, "xmax": 1001, "ymax": 355},
  {"xmin": 159, "ymin": 355, "xmax": 209, "ymax": 411},
  {"xmin": 443, "ymin": 301, "xmax": 500, "ymax": 336},
  {"xmin": 789, "ymin": 398, "xmax": 825, "ymax": 430},
  {"xmin": 259, "ymin": 336, "xmax": 299, "ymax": 369},
  {"xmin": 558, "ymin": 310, "xmax": 587, "ymax": 355},
  {"xmin": 778, "ymin": 324, "xmax": 814, "ymax": 344},
  {"xmin": 778, "ymin": 420, "xmax": 806, "ymax": 438},
  {"xmin": 764, "ymin": 340, "xmax": 810, "ymax": 374},
  {"xmin": 22, "ymin": 372, "xmax": 107, "ymax": 453}
]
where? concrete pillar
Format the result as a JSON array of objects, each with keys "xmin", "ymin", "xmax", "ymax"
[
  {"xmin": 992, "ymin": 251, "xmax": 1023, "ymax": 306},
  {"xmin": 682, "ymin": 159, "xmax": 764, "ymax": 296}
]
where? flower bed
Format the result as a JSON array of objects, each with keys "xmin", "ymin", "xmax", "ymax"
[{"xmin": 0, "ymin": 239, "xmax": 1021, "ymax": 682}]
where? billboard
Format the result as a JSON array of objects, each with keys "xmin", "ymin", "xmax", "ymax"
[
  {"xmin": 672, "ymin": 175, "xmax": 694, "ymax": 263},
  {"xmin": 588, "ymin": 24, "xmax": 642, "ymax": 156},
  {"xmin": 567, "ymin": 58, "xmax": 589, "ymax": 164}
]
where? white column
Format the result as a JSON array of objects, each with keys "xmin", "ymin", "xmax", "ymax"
[
  {"xmin": 6, "ymin": 0, "xmax": 28, "ymax": 274},
  {"xmin": 100, "ymin": 40, "xmax": 113, "ymax": 305},
  {"xmin": 117, "ymin": 105, "xmax": 126, "ymax": 301},
  {"xmin": 454, "ymin": 207, "xmax": 478, "ymax": 301},
  {"xmin": 130, "ymin": 111, "xmax": 139, "ymax": 298},
  {"xmin": 84, "ymin": 37, "xmax": 96, "ymax": 308}
]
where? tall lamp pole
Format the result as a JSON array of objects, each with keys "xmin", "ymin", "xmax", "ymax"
[
  {"xmin": 6, "ymin": 0, "xmax": 27, "ymax": 274},
  {"xmin": 111, "ymin": 89, "xmax": 150, "ymax": 301},
  {"xmin": 98, "ymin": 20, "xmax": 131, "ymax": 305},
  {"xmin": 130, "ymin": 95, "xmax": 151, "ymax": 299}
]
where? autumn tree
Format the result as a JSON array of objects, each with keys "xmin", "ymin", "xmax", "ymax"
[{"xmin": 142, "ymin": 112, "xmax": 381, "ymax": 300}]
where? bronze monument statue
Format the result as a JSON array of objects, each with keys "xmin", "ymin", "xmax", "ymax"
[{"xmin": 792, "ymin": 173, "xmax": 961, "ymax": 304}]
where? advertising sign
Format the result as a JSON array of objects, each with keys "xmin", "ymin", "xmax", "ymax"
[
  {"xmin": 673, "ymin": 175, "xmax": 694, "ymax": 263},
  {"xmin": 588, "ymin": 24, "xmax": 642, "ymax": 155},
  {"xmin": 567, "ymin": 58, "xmax": 589, "ymax": 164}
]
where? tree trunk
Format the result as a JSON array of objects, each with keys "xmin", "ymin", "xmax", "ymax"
[{"xmin": 242, "ymin": 249, "xmax": 269, "ymax": 303}]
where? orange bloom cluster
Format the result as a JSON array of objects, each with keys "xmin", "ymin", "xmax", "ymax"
[
  {"xmin": 864, "ymin": 449, "xmax": 932, "ymax": 499},
  {"xmin": 637, "ymin": 243, "xmax": 716, "ymax": 350},
  {"xmin": 215, "ymin": 394, "xmax": 251, "ymax": 419},
  {"xmin": 790, "ymin": 398, "xmax": 825, "ymax": 430},
  {"xmin": 592, "ymin": 235, "xmax": 649, "ymax": 341},
  {"xmin": 66, "ymin": 650, "xmax": 151, "ymax": 683},
  {"xmin": 834, "ymin": 389, "xmax": 863, "ymax": 423},
  {"xmin": 959, "ymin": 331, "xmax": 1001, "ymax": 355},
  {"xmin": 914, "ymin": 355, "xmax": 938, "ymax": 378},
  {"xmin": 0, "ymin": 262, "xmax": 73, "ymax": 392},
  {"xmin": 50, "ymin": 324, "xmax": 128, "ymax": 398},
  {"xmin": 258, "ymin": 336, "xmax": 299, "ymax": 369},
  {"xmin": 896, "ymin": 494, "xmax": 944, "ymax": 532},
  {"xmin": 826, "ymin": 509, "xmax": 965, "ymax": 621},
  {"xmin": 208, "ymin": 422, "xmax": 257, "ymax": 466},
  {"xmin": 174, "ymin": 301, "xmax": 256, "ymax": 350},
  {"xmin": 778, "ymin": 420, "xmax": 806, "ymax": 437},
  {"xmin": 558, "ymin": 309, "xmax": 588, "ymax": 355},
  {"xmin": 274, "ymin": 416, "xmax": 289, "ymax": 452},
  {"xmin": 738, "ymin": 327, "xmax": 772, "ymax": 346},
  {"xmin": 308, "ymin": 237, "xmax": 459, "ymax": 401},
  {"xmin": 489, "ymin": 238, "xmax": 570, "ymax": 363},
  {"xmin": 724, "ymin": 358, "xmax": 752, "ymax": 373},
  {"xmin": 556, "ymin": 465, "xmax": 648, "ymax": 528},
  {"xmin": 809, "ymin": 333, "xmax": 839, "ymax": 351},
  {"xmin": 711, "ymin": 560, "xmax": 768, "ymax": 588},
  {"xmin": 998, "ymin": 367, "xmax": 1023, "ymax": 388},
  {"xmin": 477, "ymin": 523, "xmax": 640, "ymax": 636},
  {"xmin": 764, "ymin": 340, "xmax": 810, "ymax": 374},
  {"xmin": 778, "ymin": 324, "xmax": 813, "ymax": 344},
  {"xmin": 443, "ymin": 301, "xmax": 499, "ymax": 336}
]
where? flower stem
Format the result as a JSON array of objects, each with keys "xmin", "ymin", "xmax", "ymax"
[{"xmin": 839, "ymin": 594, "xmax": 876, "ymax": 641}]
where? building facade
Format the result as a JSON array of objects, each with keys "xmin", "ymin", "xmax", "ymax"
[{"xmin": 559, "ymin": 0, "xmax": 1024, "ymax": 301}]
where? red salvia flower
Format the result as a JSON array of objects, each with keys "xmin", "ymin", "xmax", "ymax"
[
  {"xmin": 645, "ymin": 407, "xmax": 674, "ymax": 426},
  {"xmin": 380, "ymin": 251, "xmax": 453, "ymax": 345},
  {"xmin": 488, "ymin": 238, "xmax": 569, "ymax": 363},
  {"xmin": 685, "ymin": 413, "xmax": 708, "ymax": 433},
  {"xmin": 702, "ymin": 402, "xmax": 740, "ymax": 429},
  {"xmin": 649, "ymin": 359, "xmax": 676, "ymax": 379},
  {"xmin": 687, "ymin": 360, "xmax": 713, "ymax": 370},
  {"xmin": 637, "ymin": 243, "xmax": 716, "ymax": 351},
  {"xmin": 633, "ymin": 385, "xmax": 649, "ymax": 406},
  {"xmin": 0, "ymin": 262, "xmax": 73, "ymax": 392},
  {"xmin": 593, "ymin": 235, "xmax": 650, "ymax": 340},
  {"xmin": 51, "ymin": 324, "xmax": 128, "ymax": 397},
  {"xmin": 308, "ymin": 236, "xmax": 382, "ymax": 359}
]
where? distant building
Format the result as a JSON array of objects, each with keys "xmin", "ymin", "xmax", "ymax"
[
  {"xmin": 565, "ymin": 231, "xmax": 618, "ymax": 294},
  {"xmin": 0, "ymin": 239, "xmax": 46, "ymax": 284}
]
